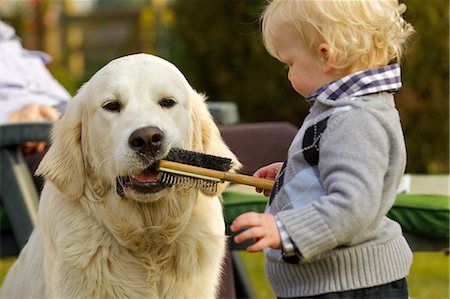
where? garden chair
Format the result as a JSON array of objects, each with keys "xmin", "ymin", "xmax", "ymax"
[{"xmin": 0, "ymin": 122, "xmax": 52, "ymax": 256}]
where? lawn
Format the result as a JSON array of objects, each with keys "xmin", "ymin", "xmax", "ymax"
[
  {"xmin": 238, "ymin": 251, "xmax": 449, "ymax": 299},
  {"xmin": 1, "ymin": 251, "xmax": 448, "ymax": 298}
]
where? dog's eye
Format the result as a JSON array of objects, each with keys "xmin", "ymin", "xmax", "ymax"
[
  {"xmin": 159, "ymin": 97, "xmax": 176, "ymax": 108},
  {"xmin": 102, "ymin": 100, "xmax": 122, "ymax": 112}
]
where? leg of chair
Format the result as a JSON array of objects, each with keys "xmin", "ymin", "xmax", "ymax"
[
  {"xmin": 231, "ymin": 251, "xmax": 256, "ymax": 299},
  {"xmin": 218, "ymin": 248, "xmax": 237, "ymax": 299},
  {"xmin": 403, "ymin": 232, "xmax": 449, "ymax": 252},
  {"xmin": 0, "ymin": 148, "xmax": 39, "ymax": 249}
]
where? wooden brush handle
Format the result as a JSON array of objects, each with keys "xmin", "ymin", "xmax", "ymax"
[
  {"xmin": 221, "ymin": 172, "xmax": 274, "ymax": 191},
  {"xmin": 159, "ymin": 160, "xmax": 274, "ymax": 191}
]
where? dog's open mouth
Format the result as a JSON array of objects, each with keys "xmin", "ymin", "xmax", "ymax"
[{"xmin": 116, "ymin": 164, "xmax": 168, "ymax": 196}]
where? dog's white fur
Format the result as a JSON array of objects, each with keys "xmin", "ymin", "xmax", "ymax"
[{"xmin": 1, "ymin": 54, "xmax": 239, "ymax": 299}]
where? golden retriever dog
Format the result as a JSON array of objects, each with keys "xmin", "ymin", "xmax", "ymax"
[{"xmin": 1, "ymin": 54, "xmax": 239, "ymax": 298}]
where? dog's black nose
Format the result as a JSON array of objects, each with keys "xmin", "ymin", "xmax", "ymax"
[{"xmin": 129, "ymin": 126, "xmax": 164, "ymax": 155}]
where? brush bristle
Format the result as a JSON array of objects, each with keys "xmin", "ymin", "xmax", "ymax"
[
  {"xmin": 165, "ymin": 148, "xmax": 232, "ymax": 171},
  {"xmin": 161, "ymin": 172, "xmax": 218, "ymax": 193}
]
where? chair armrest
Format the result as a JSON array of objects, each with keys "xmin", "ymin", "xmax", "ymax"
[
  {"xmin": 0, "ymin": 121, "xmax": 53, "ymax": 254},
  {"xmin": 0, "ymin": 121, "xmax": 53, "ymax": 147}
]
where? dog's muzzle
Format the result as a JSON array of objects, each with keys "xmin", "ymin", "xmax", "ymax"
[{"xmin": 116, "ymin": 126, "xmax": 171, "ymax": 197}]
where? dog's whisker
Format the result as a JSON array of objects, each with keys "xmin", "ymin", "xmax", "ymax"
[
  {"xmin": 137, "ymin": 152, "xmax": 156, "ymax": 167},
  {"xmin": 96, "ymin": 152, "xmax": 118, "ymax": 169}
]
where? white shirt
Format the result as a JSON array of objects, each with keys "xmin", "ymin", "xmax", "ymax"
[{"xmin": 0, "ymin": 21, "xmax": 70, "ymax": 123}]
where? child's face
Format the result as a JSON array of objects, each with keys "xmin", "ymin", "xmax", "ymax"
[{"xmin": 272, "ymin": 26, "xmax": 337, "ymax": 97}]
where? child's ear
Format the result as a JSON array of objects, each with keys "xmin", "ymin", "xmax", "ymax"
[{"xmin": 318, "ymin": 43, "xmax": 334, "ymax": 73}]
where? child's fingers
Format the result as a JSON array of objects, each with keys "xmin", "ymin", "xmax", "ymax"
[
  {"xmin": 253, "ymin": 168, "xmax": 265, "ymax": 179},
  {"xmin": 255, "ymin": 187, "xmax": 272, "ymax": 197},
  {"xmin": 246, "ymin": 238, "xmax": 270, "ymax": 252},
  {"xmin": 230, "ymin": 212, "xmax": 261, "ymax": 232},
  {"xmin": 233, "ymin": 226, "xmax": 264, "ymax": 244},
  {"xmin": 231, "ymin": 213, "xmax": 281, "ymax": 251}
]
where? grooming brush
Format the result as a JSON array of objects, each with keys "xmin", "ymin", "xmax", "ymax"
[{"xmin": 159, "ymin": 149, "xmax": 274, "ymax": 193}]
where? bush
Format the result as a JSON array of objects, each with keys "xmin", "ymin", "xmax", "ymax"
[{"xmin": 168, "ymin": 0, "xmax": 449, "ymax": 173}]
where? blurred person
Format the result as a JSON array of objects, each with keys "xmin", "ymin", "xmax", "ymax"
[
  {"xmin": 231, "ymin": 0, "xmax": 415, "ymax": 298},
  {"xmin": 1, "ymin": 20, "xmax": 70, "ymax": 190},
  {"xmin": 0, "ymin": 20, "xmax": 70, "ymax": 153}
]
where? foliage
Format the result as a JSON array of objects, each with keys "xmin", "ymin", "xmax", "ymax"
[
  {"xmin": 168, "ymin": 0, "xmax": 309, "ymax": 125},
  {"xmin": 397, "ymin": 0, "xmax": 449, "ymax": 173},
  {"xmin": 168, "ymin": 0, "xmax": 449, "ymax": 173}
]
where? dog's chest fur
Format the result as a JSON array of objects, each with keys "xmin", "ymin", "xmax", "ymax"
[{"xmin": 39, "ymin": 186, "xmax": 225, "ymax": 298}]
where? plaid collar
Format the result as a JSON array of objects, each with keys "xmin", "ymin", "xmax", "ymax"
[{"xmin": 306, "ymin": 64, "xmax": 402, "ymax": 104}]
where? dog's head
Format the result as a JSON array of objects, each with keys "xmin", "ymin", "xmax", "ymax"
[{"xmin": 37, "ymin": 54, "xmax": 240, "ymax": 202}]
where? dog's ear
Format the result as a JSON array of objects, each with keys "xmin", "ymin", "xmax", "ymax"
[
  {"xmin": 190, "ymin": 91, "xmax": 241, "ymax": 195},
  {"xmin": 36, "ymin": 96, "xmax": 85, "ymax": 200}
]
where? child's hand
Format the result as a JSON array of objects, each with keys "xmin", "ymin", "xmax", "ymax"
[
  {"xmin": 254, "ymin": 162, "xmax": 283, "ymax": 196},
  {"xmin": 230, "ymin": 212, "xmax": 281, "ymax": 252}
]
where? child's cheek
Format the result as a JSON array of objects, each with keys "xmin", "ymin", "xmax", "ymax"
[{"xmin": 290, "ymin": 79, "xmax": 306, "ymax": 97}]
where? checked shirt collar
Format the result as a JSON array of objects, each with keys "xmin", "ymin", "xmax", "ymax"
[{"xmin": 306, "ymin": 64, "xmax": 402, "ymax": 104}]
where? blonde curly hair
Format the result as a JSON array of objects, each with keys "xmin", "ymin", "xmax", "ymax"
[{"xmin": 261, "ymin": 0, "xmax": 415, "ymax": 74}]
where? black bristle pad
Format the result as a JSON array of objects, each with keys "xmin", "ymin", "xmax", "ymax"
[{"xmin": 166, "ymin": 148, "xmax": 232, "ymax": 171}]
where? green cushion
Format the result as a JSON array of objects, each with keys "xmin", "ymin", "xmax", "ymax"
[
  {"xmin": 223, "ymin": 191, "xmax": 267, "ymax": 223},
  {"xmin": 387, "ymin": 194, "xmax": 449, "ymax": 238},
  {"xmin": 2, "ymin": 190, "xmax": 448, "ymax": 238},
  {"xmin": 223, "ymin": 191, "xmax": 449, "ymax": 239}
]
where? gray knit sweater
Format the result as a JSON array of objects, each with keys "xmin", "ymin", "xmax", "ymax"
[{"xmin": 265, "ymin": 68, "xmax": 412, "ymax": 297}]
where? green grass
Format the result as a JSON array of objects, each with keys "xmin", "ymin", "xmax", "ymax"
[
  {"xmin": 0, "ymin": 257, "xmax": 16, "ymax": 284},
  {"xmin": 408, "ymin": 252, "xmax": 449, "ymax": 299},
  {"xmin": 239, "ymin": 251, "xmax": 275, "ymax": 298},
  {"xmin": 239, "ymin": 251, "xmax": 449, "ymax": 299},
  {"xmin": 1, "ymin": 252, "xmax": 448, "ymax": 299}
]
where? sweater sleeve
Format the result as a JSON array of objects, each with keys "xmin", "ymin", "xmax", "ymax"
[{"xmin": 277, "ymin": 108, "xmax": 391, "ymax": 259}]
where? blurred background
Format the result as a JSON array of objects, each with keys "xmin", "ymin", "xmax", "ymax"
[
  {"xmin": 1, "ymin": 0, "xmax": 448, "ymax": 174},
  {"xmin": 0, "ymin": 1, "xmax": 448, "ymax": 298}
]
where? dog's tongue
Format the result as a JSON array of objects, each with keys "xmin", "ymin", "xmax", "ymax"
[{"xmin": 133, "ymin": 171, "xmax": 158, "ymax": 183}]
